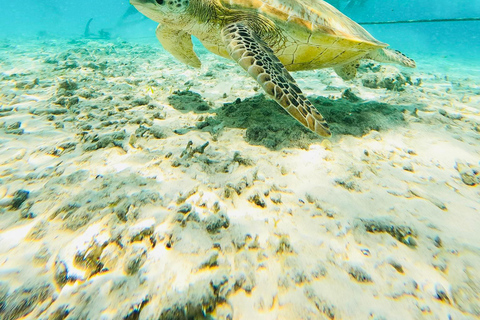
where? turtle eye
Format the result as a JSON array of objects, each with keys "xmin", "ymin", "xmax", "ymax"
[{"xmin": 156, "ymin": 0, "xmax": 164, "ymax": 4}]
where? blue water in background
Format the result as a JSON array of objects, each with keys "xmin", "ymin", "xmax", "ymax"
[{"xmin": 0, "ymin": 0, "xmax": 479, "ymax": 63}]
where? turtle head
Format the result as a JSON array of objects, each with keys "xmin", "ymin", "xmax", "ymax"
[{"xmin": 130, "ymin": 0, "xmax": 190, "ymax": 22}]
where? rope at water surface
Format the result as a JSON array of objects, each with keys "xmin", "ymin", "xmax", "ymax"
[{"xmin": 359, "ymin": 17, "xmax": 480, "ymax": 25}]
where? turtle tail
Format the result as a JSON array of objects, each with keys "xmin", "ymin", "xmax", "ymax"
[{"xmin": 366, "ymin": 48, "xmax": 416, "ymax": 68}]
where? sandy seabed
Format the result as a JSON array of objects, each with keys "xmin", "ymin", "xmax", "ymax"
[{"xmin": 0, "ymin": 38, "xmax": 479, "ymax": 320}]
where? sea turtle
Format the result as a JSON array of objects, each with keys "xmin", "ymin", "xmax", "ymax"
[{"xmin": 130, "ymin": 0, "xmax": 415, "ymax": 136}]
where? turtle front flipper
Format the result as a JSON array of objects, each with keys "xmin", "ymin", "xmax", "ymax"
[
  {"xmin": 221, "ymin": 23, "xmax": 331, "ymax": 137},
  {"xmin": 156, "ymin": 24, "xmax": 201, "ymax": 68}
]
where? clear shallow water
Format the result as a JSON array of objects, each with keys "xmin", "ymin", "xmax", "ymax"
[{"xmin": 1, "ymin": 0, "xmax": 479, "ymax": 61}]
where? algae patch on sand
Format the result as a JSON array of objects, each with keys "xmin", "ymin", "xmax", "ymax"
[
  {"xmin": 179, "ymin": 92, "xmax": 417, "ymax": 149},
  {"xmin": 311, "ymin": 95, "xmax": 416, "ymax": 137}
]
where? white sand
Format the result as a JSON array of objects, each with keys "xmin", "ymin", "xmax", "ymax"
[{"xmin": 0, "ymin": 38, "xmax": 479, "ymax": 320}]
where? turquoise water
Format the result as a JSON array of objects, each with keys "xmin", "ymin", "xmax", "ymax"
[{"xmin": 1, "ymin": 0, "xmax": 479, "ymax": 61}]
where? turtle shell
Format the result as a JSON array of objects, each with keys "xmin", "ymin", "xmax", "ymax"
[
  {"xmin": 219, "ymin": 0, "xmax": 387, "ymax": 69},
  {"xmin": 220, "ymin": 0, "xmax": 386, "ymax": 46}
]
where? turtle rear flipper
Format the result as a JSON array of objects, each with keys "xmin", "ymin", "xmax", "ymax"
[
  {"xmin": 367, "ymin": 48, "xmax": 416, "ymax": 68},
  {"xmin": 156, "ymin": 24, "xmax": 201, "ymax": 68},
  {"xmin": 334, "ymin": 60, "xmax": 360, "ymax": 80},
  {"xmin": 222, "ymin": 22, "xmax": 331, "ymax": 137}
]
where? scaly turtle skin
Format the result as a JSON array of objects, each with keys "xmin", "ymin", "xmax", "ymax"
[{"xmin": 131, "ymin": 0, "xmax": 416, "ymax": 137}]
